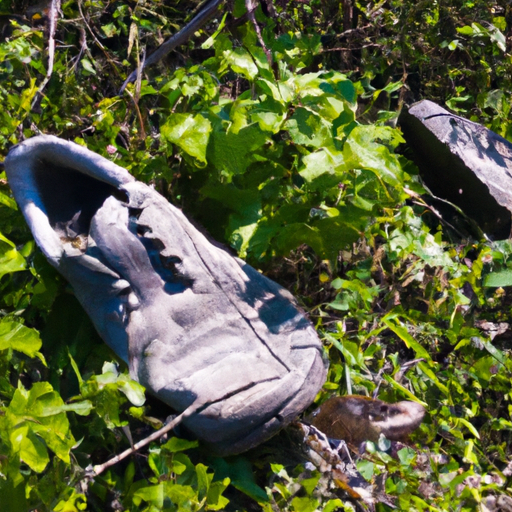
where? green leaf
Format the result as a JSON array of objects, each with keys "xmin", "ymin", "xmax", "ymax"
[
  {"xmin": 209, "ymin": 123, "xmax": 269, "ymax": 176},
  {"xmin": 299, "ymin": 148, "xmax": 345, "ymax": 182},
  {"xmin": 117, "ymin": 375, "xmax": 146, "ymax": 406},
  {"xmin": 326, "ymin": 335, "xmax": 368, "ymax": 371},
  {"xmin": 284, "ymin": 107, "xmax": 332, "ymax": 148},
  {"xmin": 382, "ymin": 374, "xmax": 428, "ymax": 406},
  {"xmin": 133, "ymin": 483, "xmax": 164, "ymax": 508},
  {"xmin": 382, "ymin": 316, "xmax": 432, "ymax": 362},
  {"xmin": 417, "ymin": 362, "xmax": 450, "ymax": 396},
  {"xmin": 5, "ymin": 383, "xmax": 77, "ymax": 470},
  {"xmin": 0, "ymin": 319, "xmax": 42, "ymax": 358},
  {"xmin": 206, "ymin": 478, "xmax": 230, "ymax": 510},
  {"xmin": 324, "ymin": 500, "xmax": 345, "ymax": 512},
  {"xmin": 81, "ymin": 58, "xmax": 96, "ymax": 75},
  {"xmin": 210, "ymin": 456, "xmax": 269, "ymax": 503},
  {"xmin": 356, "ymin": 459, "xmax": 374, "ymax": 481},
  {"xmin": 483, "ymin": 269, "xmax": 512, "ymax": 287},
  {"xmin": 223, "ymin": 48, "xmax": 258, "ymax": 80},
  {"xmin": 19, "ymin": 430, "xmax": 49, "ymax": 473},
  {"xmin": 38, "ymin": 400, "xmax": 93, "ymax": 417},
  {"xmin": 161, "ymin": 113, "xmax": 212, "ymax": 165},
  {"xmin": 344, "ymin": 125, "xmax": 403, "ymax": 187},
  {"xmin": 291, "ymin": 496, "xmax": 320, "ymax": 512},
  {"xmin": 162, "ymin": 437, "xmax": 200, "ymax": 453},
  {"xmin": 398, "ymin": 447, "xmax": 416, "ymax": 466},
  {"xmin": 457, "ymin": 25, "xmax": 475, "ymax": 36},
  {"xmin": 101, "ymin": 23, "xmax": 118, "ymax": 38},
  {"xmin": 0, "ymin": 190, "xmax": 17, "ymax": 209},
  {"xmin": 0, "ymin": 234, "xmax": 26, "ymax": 280}
]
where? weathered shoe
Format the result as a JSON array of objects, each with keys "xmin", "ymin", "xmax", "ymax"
[{"xmin": 5, "ymin": 135, "xmax": 327, "ymax": 455}]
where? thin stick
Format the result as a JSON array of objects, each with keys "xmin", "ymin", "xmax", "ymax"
[
  {"xmin": 245, "ymin": 0, "xmax": 272, "ymax": 65},
  {"xmin": 119, "ymin": 0, "xmax": 224, "ymax": 94},
  {"xmin": 92, "ymin": 400, "xmax": 203, "ymax": 477},
  {"xmin": 32, "ymin": 0, "xmax": 61, "ymax": 109}
]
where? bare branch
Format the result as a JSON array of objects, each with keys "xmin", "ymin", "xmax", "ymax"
[
  {"xmin": 32, "ymin": 0, "xmax": 61, "ymax": 109},
  {"xmin": 245, "ymin": 0, "xmax": 272, "ymax": 66},
  {"xmin": 120, "ymin": 0, "xmax": 224, "ymax": 94},
  {"xmin": 91, "ymin": 400, "xmax": 203, "ymax": 477}
]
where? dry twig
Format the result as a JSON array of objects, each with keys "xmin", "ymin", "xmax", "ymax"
[
  {"xmin": 245, "ymin": 0, "xmax": 272, "ymax": 65},
  {"xmin": 120, "ymin": 0, "xmax": 224, "ymax": 94},
  {"xmin": 32, "ymin": 0, "xmax": 61, "ymax": 109},
  {"xmin": 91, "ymin": 400, "xmax": 204, "ymax": 477}
]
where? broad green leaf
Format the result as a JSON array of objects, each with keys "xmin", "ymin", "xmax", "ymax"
[
  {"xmin": 457, "ymin": 25, "xmax": 475, "ymax": 36},
  {"xmin": 356, "ymin": 459, "xmax": 374, "ymax": 481},
  {"xmin": 53, "ymin": 489, "xmax": 87, "ymax": 512},
  {"xmin": 324, "ymin": 500, "xmax": 345, "ymax": 512},
  {"xmin": 0, "ymin": 235, "xmax": 26, "ymax": 280},
  {"xmin": 0, "ymin": 319, "xmax": 42, "ymax": 358},
  {"xmin": 210, "ymin": 456, "xmax": 269, "ymax": 503},
  {"xmin": 118, "ymin": 378, "xmax": 145, "ymax": 407},
  {"xmin": 206, "ymin": 478, "xmax": 230, "ymax": 510},
  {"xmin": 0, "ymin": 190, "xmax": 17, "ymax": 209},
  {"xmin": 6, "ymin": 383, "xmax": 76, "ymax": 470},
  {"xmin": 19, "ymin": 430, "xmax": 49, "ymax": 473},
  {"xmin": 344, "ymin": 125, "xmax": 403, "ymax": 187},
  {"xmin": 209, "ymin": 123, "xmax": 269, "ymax": 176},
  {"xmin": 223, "ymin": 47, "xmax": 258, "ymax": 80},
  {"xmin": 257, "ymin": 78, "xmax": 294, "ymax": 103},
  {"xmin": 483, "ymin": 269, "xmax": 512, "ymax": 287},
  {"xmin": 284, "ymin": 107, "xmax": 332, "ymax": 148},
  {"xmin": 101, "ymin": 23, "xmax": 118, "ymax": 38},
  {"xmin": 162, "ymin": 437, "xmax": 199, "ymax": 453},
  {"xmin": 165, "ymin": 483, "xmax": 198, "ymax": 507},
  {"xmin": 301, "ymin": 473, "xmax": 321, "ymax": 495},
  {"xmin": 398, "ymin": 447, "xmax": 416, "ymax": 466},
  {"xmin": 81, "ymin": 57, "xmax": 96, "ymax": 75},
  {"xmin": 299, "ymin": 149, "xmax": 343, "ymax": 182},
  {"xmin": 133, "ymin": 483, "xmax": 164, "ymax": 508},
  {"xmin": 196, "ymin": 463, "xmax": 210, "ymax": 502},
  {"xmin": 291, "ymin": 496, "xmax": 320, "ymax": 512},
  {"xmin": 161, "ymin": 113, "xmax": 212, "ymax": 164},
  {"xmin": 251, "ymin": 111, "xmax": 284, "ymax": 133},
  {"xmin": 36, "ymin": 400, "xmax": 93, "ymax": 417}
]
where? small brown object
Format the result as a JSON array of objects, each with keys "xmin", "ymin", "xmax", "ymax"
[{"xmin": 309, "ymin": 395, "xmax": 425, "ymax": 445}]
